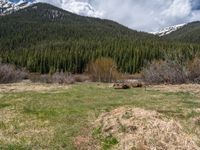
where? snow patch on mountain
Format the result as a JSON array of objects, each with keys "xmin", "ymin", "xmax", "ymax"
[
  {"xmin": 0, "ymin": 0, "xmax": 34, "ymax": 15},
  {"xmin": 0, "ymin": 0, "xmax": 102, "ymax": 17},
  {"xmin": 152, "ymin": 23, "xmax": 186, "ymax": 36}
]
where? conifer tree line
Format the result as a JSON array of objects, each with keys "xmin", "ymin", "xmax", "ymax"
[
  {"xmin": 0, "ymin": 3, "xmax": 200, "ymax": 74},
  {"xmin": 1, "ymin": 38, "xmax": 200, "ymax": 74}
]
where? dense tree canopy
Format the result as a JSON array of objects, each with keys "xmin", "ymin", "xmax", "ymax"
[
  {"xmin": 0, "ymin": 3, "xmax": 200, "ymax": 74},
  {"xmin": 164, "ymin": 21, "xmax": 200, "ymax": 44}
]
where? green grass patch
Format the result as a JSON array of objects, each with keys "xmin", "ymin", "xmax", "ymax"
[
  {"xmin": 186, "ymin": 111, "xmax": 200, "ymax": 119},
  {"xmin": 102, "ymin": 135, "xmax": 118, "ymax": 150},
  {"xmin": 0, "ymin": 144, "xmax": 30, "ymax": 150},
  {"xmin": 0, "ymin": 83, "xmax": 200, "ymax": 149},
  {"xmin": 0, "ymin": 121, "xmax": 6, "ymax": 129},
  {"xmin": 0, "ymin": 103, "xmax": 10, "ymax": 109}
]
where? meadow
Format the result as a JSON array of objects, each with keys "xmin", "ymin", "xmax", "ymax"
[{"xmin": 0, "ymin": 82, "xmax": 200, "ymax": 149}]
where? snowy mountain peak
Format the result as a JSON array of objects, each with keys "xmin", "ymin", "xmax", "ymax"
[
  {"xmin": 0, "ymin": 0, "xmax": 34, "ymax": 15},
  {"xmin": 153, "ymin": 24, "xmax": 186, "ymax": 36},
  {"xmin": 0, "ymin": 0, "xmax": 102, "ymax": 17}
]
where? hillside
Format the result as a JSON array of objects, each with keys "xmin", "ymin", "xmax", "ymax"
[
  {"xmin": 153, "ymin": 24, "xmax": 185, "ymax": 37},
  {"xmin": 0, "ymin": 3, "xmax": 200, "ymax": 74},
  {"xmin": 0, "ymin": 2, "xmax": 154, "ymax": 50},
  {"xmin": 163, "ymin": 21, "xmax": 200, "ymax": 43}
]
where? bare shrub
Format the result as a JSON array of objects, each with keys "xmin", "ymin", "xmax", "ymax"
[
  {"xmin": 29, "ymin": 72, "xmax": 90, "ymax": 84},
  {"xmin": 30, "ymin": 72, "xmax": 75, "ymax": 84},
  {"xmin": 142, "ymin": 60, "xmax": 187, "ymax": 84},
  {"xmin": 86, "ymin": 57, "xmax": 121, "ymax": 83},
  {"xmin": 51, "ymin": 72, "xmax": 75, "ymax": 84},
  {"xmin": 50, "ymin": 73, "xmax": 90, "ymax": 84},
  {"xmin": 73, "ymin": 74, "xmax": 90, "ymax": 82},
  {"xmin": 121, "ymin": 73, "xmax": 142, "ymax": 80},
  {"xmin": 29, "ymin": 73, "xmax": 51, "ymax": 83},
  {"xmin": 0, "ymin": 64, "xmax": 28, "ymax": 84},
  {"xmin": 39, "ymin": 74, "xmax": 52, "ymax": 83},
  {"xmin": 187, "ymin": 57, "xmax": 200, "ymax": 83}
]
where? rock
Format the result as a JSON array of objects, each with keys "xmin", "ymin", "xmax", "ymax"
[
  {"xmin": 113, "ymin": 83, "xmax": 130, "ymax": 89},
  {"xmin": 113, "ymin": 80, "xmax": 144, "ymax": 89}
]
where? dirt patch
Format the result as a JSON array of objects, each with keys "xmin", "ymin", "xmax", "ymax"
[
  {"xmin": 95, "ymin": 107, "xmax": 199, "ymax": 150},
  {"xmin": 151, "ymin": 84, "xmax": 200, "ymax": 96},
  {"xmin": 0, "ymin": 80, "xmax": 69, "ymax": 93},
  {"xmin": 73, "ymin": 121, "xmax": 100, "ymax": 150},
  {"xmin": 73, "ymin": 135, "xmax": 100, "ymax": 150},
  {"xmin": 195, "ymin": 108, "xmax": 200, "ymax": 113},
  {"xmin": 194, "ymin": 117, "xmax": 200, "ymax": 125}
]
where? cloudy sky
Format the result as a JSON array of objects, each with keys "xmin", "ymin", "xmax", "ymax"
[
  {"xmin": 92, "ymin": 0, "xmax": 200, "ymax": 32},
  {"xmin": 12, "ymin": 0, "xmax": 200, "ymax": 32}
]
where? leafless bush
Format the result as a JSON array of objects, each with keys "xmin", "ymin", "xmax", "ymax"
[
  {"xmin": 187, "ymin": 57, "xmax": 200, "ymax": 83},
  {"xmin": 51, "ymin": 72, "xmax": 75, "ymax": 84},
  {"xmin": 121, "ymin": 73, "xmax": 142, "ymax": 80},
  {"xmin": 39, "ymin": 74, "xmax": 52, "ymax": 83},
  {"xmin": 0, "ymin": 64, "xmax": 28, "ymax": 84},
  {"xmin": 30, "ymin": 72, "xmax": 90, "ymax": 84},
  {"xmin": 52, "ymin": 73, "xmax": 90, "ymax": 83},
  {"xmin": 73, "ymin": 74, "xmax": 90, "ymax": 82},
  {"xmin": 29, "ymin": 73, "xmax": 48, "ymax": 83},
  {"xmin": 86, "ymin": 57, "xmax": 121, "ymax": 83},
  {"xmin": 142, "ymin": 60, "xmax": 187, "ymax": 84}
]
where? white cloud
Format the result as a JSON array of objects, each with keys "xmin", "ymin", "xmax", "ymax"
[
  {"xmin": 92, "ymin": 0, "xmax": 200, "ymax": 32},
  {"xmin": 36, "ymin": 0, "xmax": 102, "ymax": 17},
  {"xmin": 162, "ymin": 0, "xmax": 191, "ymax": 18},
  {"xmin": 35, "ymin": 0, "xmax": 200, "ymax": 32}
]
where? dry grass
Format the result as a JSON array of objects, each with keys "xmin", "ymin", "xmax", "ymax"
[
  {"xmin": 0, "ymin": 80, "xmax": 69, "ymax": 93},
  {"xmin": 0, "ymin": 107, "xmax": 54, "ymax": 148},
  {"xmin": 95, "ymin": 107, "xmax": 199, "ymax": 150},
  {"xmin": 73, "ymin": 134, "xmax": 100, "ymax": 150},
  {"xmin": 151, "ymin": 84, "xmax": 200, "ymax": 97}
]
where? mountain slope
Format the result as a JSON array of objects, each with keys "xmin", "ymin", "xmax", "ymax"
[
  {"xmin": 0, "ymin": 0, "xmax": 101, "ymax": 17},
  {"xmin": 0, "ymin": 0, "xmax": 33, "ymax": 15},
  {"xmin": 153, "ymin": 24, "xmax": 186, "ymax": 37},
  {"xmin": 163, "ymin": 21, "xmax": 200, "ymax": 43},
  {"xmin": 0, "ymin": 3, "xmax": 155, "ymax": 50},
  {"xmin": 0, "ymin": 3, "xmax": 199, "ymax": 74}
]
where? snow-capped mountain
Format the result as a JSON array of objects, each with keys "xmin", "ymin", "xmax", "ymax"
[
  {"xmin": 0, "ymin": 0, "xmax": 102, "ymax": 17},
  {"xmin": 0, "ymin": 0, "xmax": 34, "ymax": 15},
  {"xmin": 153, "ymin": 24, "xmax": 186, "ymax": 36}
]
